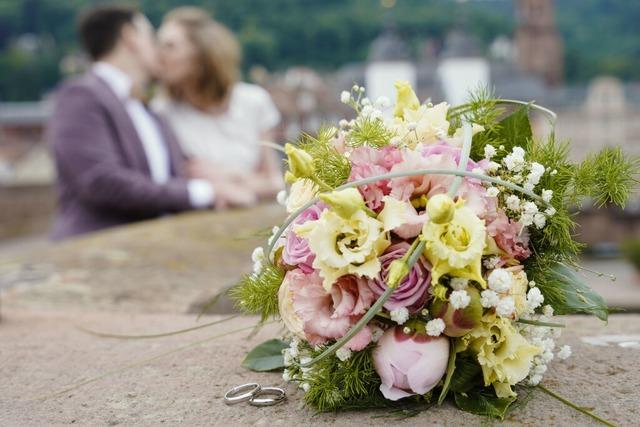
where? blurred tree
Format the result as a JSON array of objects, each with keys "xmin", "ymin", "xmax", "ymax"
[{"xmin": 0, "ymin": 0, "xmax": 639, "ymax": 101}]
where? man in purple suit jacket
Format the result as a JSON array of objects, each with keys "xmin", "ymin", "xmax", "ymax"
[{"xmin": 47, "ymin": 5, "xmax": 251, "ymax": 240}]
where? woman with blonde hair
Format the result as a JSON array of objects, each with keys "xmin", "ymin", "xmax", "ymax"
[{"xmin": 154, "ymin": 7, "xmax": 283, "ymax": 207}]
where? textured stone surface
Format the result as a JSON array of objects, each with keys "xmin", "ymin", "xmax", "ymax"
[
  {"xmin": 0, "ymin": 204, "xmax": 285, "ymax": 314},
  {"xmin": 1, "ymin": 310, "xmax": 638, "ymax": 426}
]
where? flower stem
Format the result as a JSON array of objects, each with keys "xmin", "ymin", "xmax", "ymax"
[
  {"xmin": 300, "ymin": 239, "xmax": 426, "ymax": 368},
  {"xmin": 448, "ymin": 121, "xmax": 472, "ymax": 198},
  {"xmin": 537, "ymin": 384, "xmax": 616, "ymax": 427}
]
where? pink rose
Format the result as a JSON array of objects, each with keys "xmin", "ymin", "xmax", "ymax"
[
  {"xmin": 389, "ymin": 143, "xmax": 489, "ymax": 216},
  {"xmin": 486, "ymin": 210, "xmax": 531, "ymax": 261},
  {"xmin": 374, "ymin": 327, "xmax": 449, "ymax": 400},
  {"xmin": 282, "ymin": 203, "xmax": 326, "ymax": 273},
  {"xmin": 291, "ymin": 270, "xmax": 376, "ymax": 351},
  {"xmin": 349, "ymin": 146, "xmax": 403, "ymax": 210},
  {"xmin": 369, "ymin": 242, "xmax": 431, "ymax": 313}
]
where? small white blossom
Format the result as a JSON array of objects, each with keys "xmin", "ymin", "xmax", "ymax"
[
  {"xmin": 526, "ymin": 287, "xmax": 544, "ymax": 310},
  {"xmin": 484, "ymin": 144, "xmax": 497, "ymax": 159},
  {"xmin": 371, "ymin": 327, "xmax": 384, "ymax": 343},
  {"xmin": 533, "ymin": 364, "xmax": 548, "ymax": 375},
  {"xmin": 541, "ymin": 189, "xmax": 553, "ymax": 203},
  {"xmin": 301, "ymin": 383, "xmax": 311, "ymax": 392},
  {"xmin": 486, "ymin": 161, "xmax": 501, "ymax": 173},
  {"xmin": 351, "ymin": 84, "xmax": 360, "ymax": 92},
  {"xmin": 550, "ymin": 169, "xmax": 558, "ymax": 175},
  {"xmin": 520, "ymin": 213, "xmax": 534, "ymax": 227},
  {"xmin": 450, "ymin": 290, "xmax": 471, "ymax": 309},
  {"xmin": 488, "ymin": 269, "xmax": 513, "ymax": 293},
  {"xmin": 506, "ymin": 195, "xmax": 521, "ymax": 211},
  {"xmin": 361, "ymin": 97, "xmax": 371, "ymax": 106},
  {"xmin": 426, "ymin": 318, "xmax": 446, "ymax": 336},
  {"xmin": 251, "ymin": 247, "xmax": 265, "ymax": 263},
  {"xmin": 407, "ymin": 122, "xmax": 417, "ymax": 131},
  {"xmin": 529, "ymin": 280, "xmax": 536, "ymax": 287},
  {"xmin": 522, "ymin": 201, "xmax": 539, "ymax": 215},
  {"xmin": 528, "ymin": 374, "xmax": 543, "ymax": 386},
  {"xmin": 483, "ymin": 256, "xmax": 501, "ymax": 270},
  {"xmin": 283, "ymin": 350, "xmax": 293, "ymax": 367},
  {"xmin": 533, "ymin": 212, "xmax": 547, "ymax": 229},
  {"xmin": 523, "ymin": 182, "xmax": 535, "ymax": 192},
  {"xmin": 339, "ymin": 119, "xmax": 349, "ymax": 128},
  {"xmin": 504, "ymin": 146, "xmax": 526, "ymax": 172},
  {"xmin": 471, "ymin": 167, "xmax": 485, "ymax": 176},
  {"xmin": 403, "ymin": 326, "xmax": 412, "ymax": 334},
  {"xmin": 336, "ymin": 347, "xmax": 352, "ymax": 361},
  {"xmin": 527, "ymin": 162, "xmax": 545, "ymax": 185},
  {"xmin": 276, "ymin": 190, "xmax": 287, "ymax": 206},
  {"xmin": 486, "ymin": 187, "xmax": 500, "ymax": 198},
  {"xmin": 282, "ymin": 369, "xmax": 292, "ymax": 382},
  {"xmin": 512, "ymin": 174, "xmax": 523, "ymax": 183},
  {"xmin": 557, "ymin": 345, "xmax": 572, "ymax": 360},
  {"xmin": 450, "ymin": 277, "xmax": 469, "ymax": 291},
  {"xmin": 545, "ymin": 207, "xmax": 556, "ymax": 217},
  {"xmin": 541, "ymin": 350, "xmax": 554, "ymax": 363},
  {"xmin": 374, "ymin": 96, "xmax": 391, "ymax": 109},
  {"xmin": 496, "ymin": 296, "xmax": 516, "ymax": 318},
  {"xmin": 542, "ymin": 304, "xmax": 555, "ymax": 317},
  {"xmin": 340, "ymin": 90, "xmax": 351, "ymax": 104},
  {"xmin": 481, "ymin": 289, "xmax": 500, "ymax": 308},
  {"xmin": 390, "ymin": 307, "xmax": 410, "ymax": 325}
]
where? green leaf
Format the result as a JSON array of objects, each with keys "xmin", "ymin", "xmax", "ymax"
[
  {"xmin": 539, "ymin": 262, "xmax": 609, "ymax": 321},
  {"xmin": 437, "ymin": 339, "xmax": 456, "ymax": 404},
  {"xmin": 454, "ymin": 390, "xmax": 516, "ymax": 420},
  {"xmin": 449, "ymin": 354, "xmax": 483, "ymax": 393},
  {"xmin": 496, "ymin": 106, "xmax": 532, "ymax": 154},
  {"xmin": 242, "ymin": 339, "xmax": 289, "ymax": 372}
]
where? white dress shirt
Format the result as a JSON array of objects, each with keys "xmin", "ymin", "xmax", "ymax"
[{"xmin": 93, "ymin": 62, "xmax": 214, "ymax": 208}]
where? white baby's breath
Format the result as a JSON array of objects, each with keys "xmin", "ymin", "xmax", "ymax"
[
  {"xmin": 488, "ymin": 268, "xmax": 513, "ymax": 293},
  {"xmin": 480, "ymin": 289, "xmax": 500, "ymax": 308},
  {"xmin": 426, "ymin": 318, "xmax": 445, "ymax": 336},
  {"xmin": 450, "ymin": 290, "xmax": 471, "ymax": 309},
  {"xmin": 390, "ymin": 307, "xmax": 410, "ymax": 325}
]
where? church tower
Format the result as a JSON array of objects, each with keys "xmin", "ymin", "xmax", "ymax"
[{"xmin": 515, "ymin": 0, "xmax": 564, "ymax": 86}]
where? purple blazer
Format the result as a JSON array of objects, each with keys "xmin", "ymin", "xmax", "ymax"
[{"xmin": 46, "ymin": 71, "xmax": 193, "ymax": 240}]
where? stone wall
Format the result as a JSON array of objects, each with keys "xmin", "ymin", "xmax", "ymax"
[{"xmin": 0, "ymin": 184, "xmax": 54, "ymax": 240}]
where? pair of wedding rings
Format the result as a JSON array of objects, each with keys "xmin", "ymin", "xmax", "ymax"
[{"xmin": 223, "ymin": 383, "xmax": 286, "ymax": 407}]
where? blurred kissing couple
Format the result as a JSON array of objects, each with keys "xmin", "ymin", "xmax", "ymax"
[{"xmin": 47, "ymin": 5, "xmax": 283, "ymax": 240}]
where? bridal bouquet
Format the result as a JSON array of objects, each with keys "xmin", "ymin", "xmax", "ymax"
[{"xmin": 230, "ymin": 82, "xmax": 637, "ymax": 421}]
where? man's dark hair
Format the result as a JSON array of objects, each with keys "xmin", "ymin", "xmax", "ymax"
[{"xmin": 78, "ymin": 5, "xmax": 139, "ymax": 60}]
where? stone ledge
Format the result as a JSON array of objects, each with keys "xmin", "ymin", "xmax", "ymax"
[{"xmin": 1, "ymin": 310, "xmax": 638, "ymax": 426}]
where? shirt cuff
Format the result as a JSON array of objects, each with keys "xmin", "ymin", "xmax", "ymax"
[{"xmin": 187, "ymin": 179, "xmax": 215, "ymax": 208}]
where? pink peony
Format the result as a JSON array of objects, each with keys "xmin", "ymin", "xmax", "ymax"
[
  {"xmin": 349, "ymin": 146, "xmax": 403, "ymax": 210},
  {"xmin": 486, "ymin": 211, "xmax": 531, "ymax": 261},
  {"xmin": 290, "ymin": 270, "xmax": 376, "ymax": 350},
  {"xmin": 389, "ymin": 143, "xmax": 489, "ymax": 216},
  {"xmin": 374, "ymin": 327, "xmax": 449, "ymax": 400},
  {"xmin": 282, "ymin": 203, "xmax": 326, "ymax": 273},
  {"xmin": 369, "ymin": 242, "xmax": 431, "ymax": 313}
]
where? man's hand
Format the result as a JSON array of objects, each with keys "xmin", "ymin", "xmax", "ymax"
[{"xmin": 186, "ymin": 159, "xmax": 256, "ymax": 209}]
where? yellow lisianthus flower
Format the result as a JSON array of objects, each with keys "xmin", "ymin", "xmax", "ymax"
[
  {"xmin": 393, "ymin": 80, "xmax": 420, "ymax": 119},
  {"xmin": 458, "ymin": 314, "xmax": 541, "ymax": 398},
  {"xmin": 422, "ymin": 202, "xmax": 487, "ymax": 287},
  {"xmin": 295, "ymin": 193, "xmax": 404, "ymax": 290}
]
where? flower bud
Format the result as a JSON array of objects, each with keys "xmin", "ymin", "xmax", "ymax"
[
  {"xmin": 285, "ymin": 143, "xmax": 315, "ymax": 180},
  {"xmin": 393, "ymin": 80, "xmax": 420, "ymax": 119},
  {"xmin": 386, "ymin": 259, "xmax": 410, "ymax": 289},
  {"xmin": 426, "ymin": 194, "xmax": 455, "ymax": 224},
  {"xmin": 319, "ymin": 188, "xmax": 365, "ymax": 219}
]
